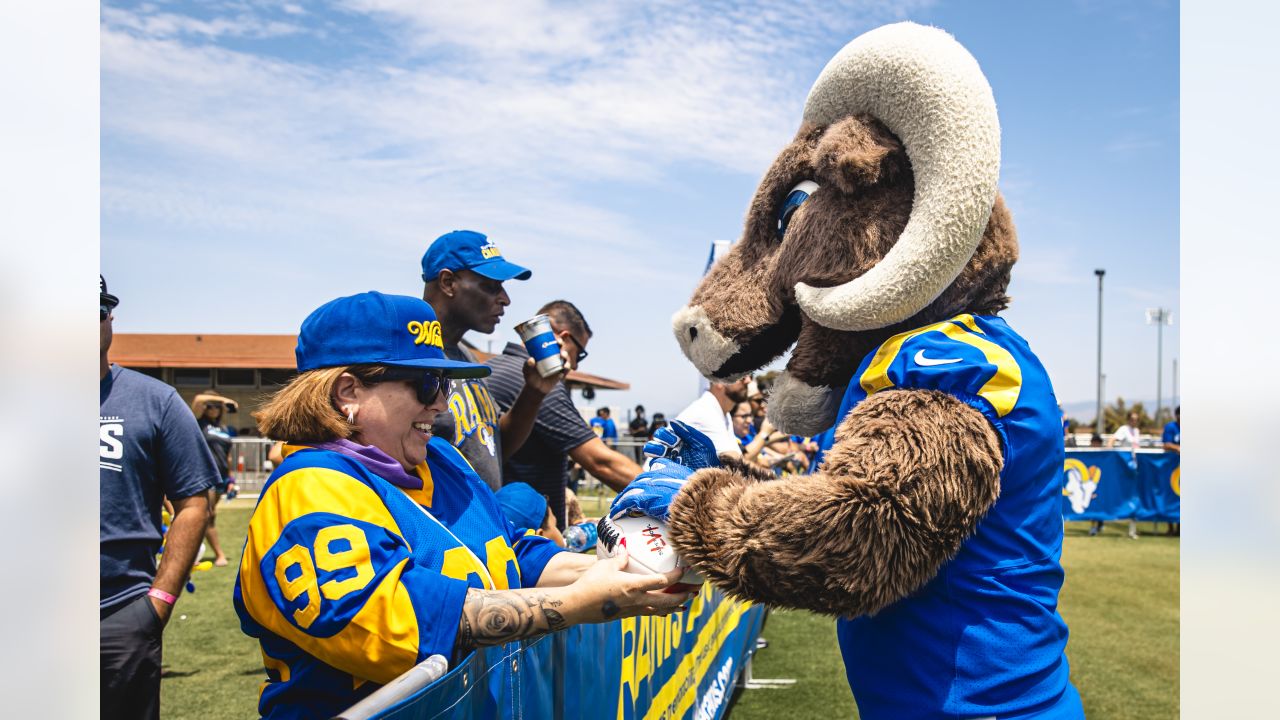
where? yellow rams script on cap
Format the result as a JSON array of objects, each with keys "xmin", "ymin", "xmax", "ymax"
[{"xmin": 407, "ymin": 320, "xmax": 443, "ymax": 348}]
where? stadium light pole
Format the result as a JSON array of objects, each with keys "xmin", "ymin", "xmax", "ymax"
[
  {"xmin": 1094, "ymin": 269, "xmax": 1106, "ymax": 437},
  {"xmin": 1146, "ymin": 308, "xmax": 1173, "ymax": 426}
]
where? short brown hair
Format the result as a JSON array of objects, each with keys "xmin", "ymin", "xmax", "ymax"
[
  {"xmin": 538, "ymin": 300, "xmax": 592, "ymax": 340},
  {"xmin": 254, "ymin": 365, "xmax": 387, "ymax": 443}
]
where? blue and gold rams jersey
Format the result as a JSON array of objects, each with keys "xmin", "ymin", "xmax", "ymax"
[
  {"xmin": 234, "ymin": 437, "xmax": 561, "ymax": 720},
  {"xmin": 827, "ymin": 314, "xmax": 1079, "ymax": 719}
]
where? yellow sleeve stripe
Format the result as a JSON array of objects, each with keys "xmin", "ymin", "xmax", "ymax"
[{"xmin": 859, "ymin": 314, "xmax": 1023, "ymax": 417}]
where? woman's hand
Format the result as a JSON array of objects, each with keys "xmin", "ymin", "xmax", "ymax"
[
  {"xmin": 569, "ymin": 547, "xmax": 691, "ymax": 623},
  {"xmin": 453, "ymin": 548, "xmax": 692, "ymax": 656}
]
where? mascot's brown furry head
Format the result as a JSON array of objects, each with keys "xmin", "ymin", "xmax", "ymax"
[{"xmin": 672, "ymin": 23, "xmax": 1018, "ymax": 437}]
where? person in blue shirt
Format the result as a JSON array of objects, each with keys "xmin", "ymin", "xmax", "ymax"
[
  {"xmin": 1162, "ymin": 406, "xmax": 1180, "ymax": 453},
  {"xmin": 234, "ymin": 292, "xmax": 689, "ymax": 719},
  {"xmin": 589, "ymin": 407, "xmax": 618, "ymax": 446},
  {"xmin": 1162, "ymin": 406, "xmax": 1180, "ymax": 536},
  {"xmin": 101, "ymin": 275, "xmax": 216, "ymax": 720},
  {"xmin": 496, "ymin": 481, "xmax": 565, "ymax": 547}
]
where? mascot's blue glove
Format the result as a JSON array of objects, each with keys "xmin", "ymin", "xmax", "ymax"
[
  {"xmin": 609, "ymin": 459, "xmax": 693, "ymax": 524},
  {"xmin": 643, "ymin": 420, "xmax": 721, "ymax": 470}
]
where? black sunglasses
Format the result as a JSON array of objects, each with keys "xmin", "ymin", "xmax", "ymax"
[
  {"xmin": 100, "ymin": 299, "xmax": 118, "ymax": 321},
  {"xmin": 378, "ymin": 368, "xmax": 449, "ymax": 406},
  {"xmin": 564, "ymin": 333, "xmax": 589, "ymax": 363}
]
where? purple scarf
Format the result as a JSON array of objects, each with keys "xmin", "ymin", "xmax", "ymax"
[{"xmin": 307, "ymin": 438, "xmax": 423, "ymax": 490}]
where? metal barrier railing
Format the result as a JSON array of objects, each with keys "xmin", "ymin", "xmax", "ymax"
[{"xmin": 334, "ymin": 655, "xmax": 450, "ymax": 720}]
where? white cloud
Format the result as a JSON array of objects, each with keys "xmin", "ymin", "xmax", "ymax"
[
  {"xmin": 101, "ymin": 5, "xmax": 305, "ymax": 40},
  {"xmin": 103, "ymin": 0, "xmax": 932, "ymax": 184}
]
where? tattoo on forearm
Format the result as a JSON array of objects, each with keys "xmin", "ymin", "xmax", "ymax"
[
  {"xmin": 544, "ymin": 608, "xmax": 567, "ymax": 632},
  {"xmin": 601, "ymin": 600, "xmax": 620, "ymax": 619},
  {"xmin": 454, "ymin": 590, "xmax": 570, "ymax": 654}
]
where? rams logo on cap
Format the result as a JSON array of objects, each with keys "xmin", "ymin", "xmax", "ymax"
[
  {"xmin": 480, "ymin": 242, "xmax": 502, "ymax": 260},
  {"xmin": 407, "ymin": 320, "xmax": 443, "ymax": 348}
]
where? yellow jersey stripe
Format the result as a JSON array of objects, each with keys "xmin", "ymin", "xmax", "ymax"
[{"xmin": 858, "ymin": 314, "xmax": 1023, "ymax": 417}]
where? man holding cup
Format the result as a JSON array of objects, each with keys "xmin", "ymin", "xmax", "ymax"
[{"xmin": 486, "ymin": 300, "xmax": 643, "ymax": 530}]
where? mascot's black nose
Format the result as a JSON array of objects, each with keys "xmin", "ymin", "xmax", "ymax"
[{"xmin": 689, "ymin": 326, "xmax": 698, "ymax": 341}]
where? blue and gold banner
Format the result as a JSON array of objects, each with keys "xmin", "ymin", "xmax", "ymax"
[
  {"xmin": 369, "ymin": 584, "xmax": 766, "ymax": 720},
  {"xmin": 1061, "ymin": 450, "xmax": 1180, "ymax": 522}
]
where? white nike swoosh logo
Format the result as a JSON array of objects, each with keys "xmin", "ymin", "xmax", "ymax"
[{"xmin": 914, "ymin": 349, "xmax": 962, "ymax": 366}]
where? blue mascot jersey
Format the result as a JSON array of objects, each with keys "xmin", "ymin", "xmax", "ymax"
[
  {"xmin": 826, "ymin": 314, "xmax": 1077, "ymax": 719},
  {"xmin": 234, "ymin": 437, "xmax": 561, "ymax": 720}
]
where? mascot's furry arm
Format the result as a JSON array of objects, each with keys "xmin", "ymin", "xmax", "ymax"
[{"xmin": 668, "ymin": 389, "xmax": 1001, "ymax": 617}]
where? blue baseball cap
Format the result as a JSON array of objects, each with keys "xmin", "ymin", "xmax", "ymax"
[
  {"xmin": 496, "ymin": 482, "xmax": 548, "ymax": 534},
  {"xmin": 296, "ymin": 291, "xmax": 491, "ymax": 378},
  {"xmin": 421, "ymin": 230, "xmax": 532, "ymax": 283}
]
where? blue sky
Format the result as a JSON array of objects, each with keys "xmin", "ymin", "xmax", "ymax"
[{"xmin": 101, "ymin": 0, "xmax": 1179, "ymax": 422}]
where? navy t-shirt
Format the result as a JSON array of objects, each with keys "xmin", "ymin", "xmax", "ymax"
[{"xmin": 100, "ymin": 365, "xmax": 219, "ymax": 611}]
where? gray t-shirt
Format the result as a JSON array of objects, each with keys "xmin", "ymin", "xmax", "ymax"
[
  {"xmin": 100, "ymin": 365, "xmax": 219, "ymax": 610},
  {"xmin": 431, "ymin": 344, "xmax": 504, "ymax": 492}
]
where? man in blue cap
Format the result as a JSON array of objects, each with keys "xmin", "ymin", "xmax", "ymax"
[{"xmin": 422, "ymin": 230, "xmax": 565, "ymax": 492}]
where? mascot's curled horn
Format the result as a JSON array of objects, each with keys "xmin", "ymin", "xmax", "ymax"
[{"xmin": 664, "ymin": 23, "xmax": 1083, "ymax": 719}]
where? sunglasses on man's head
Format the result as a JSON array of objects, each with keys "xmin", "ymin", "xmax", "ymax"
[{"xmin": 380, "ymin": 368, "xmax": 449, "ymax": 406}]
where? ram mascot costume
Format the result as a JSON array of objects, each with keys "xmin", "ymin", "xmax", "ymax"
[{"xmin": 614, "ymin": 22, "xmax": 1083, "ymax": 720}]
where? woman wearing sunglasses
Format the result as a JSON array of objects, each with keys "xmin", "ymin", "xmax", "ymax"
[{"xmin": 234, "ymin": 292, "xmax": 688, "ymax": 720}]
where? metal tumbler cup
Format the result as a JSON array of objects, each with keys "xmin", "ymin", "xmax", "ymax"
[{"xmin": 515, "ymin": 314, "xmax": 565, "ymax": 378}]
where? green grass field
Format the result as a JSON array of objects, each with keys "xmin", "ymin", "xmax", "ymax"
[{"xmin": 161, "ymin": 503, "xmax": 1177, "ymax": 720}]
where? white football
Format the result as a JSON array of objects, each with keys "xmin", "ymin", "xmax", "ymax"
[{"xmin": 597, "ymin": 515, "xmax": 704, "ymax": 590}]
